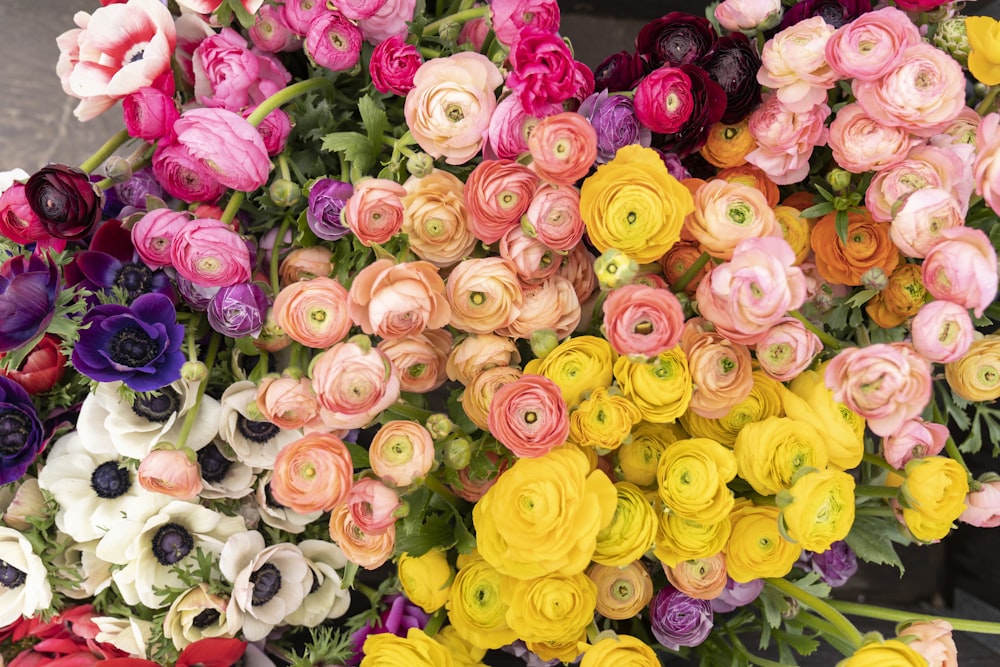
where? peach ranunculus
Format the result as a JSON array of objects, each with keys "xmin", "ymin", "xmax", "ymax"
[
  {"xmin": 602, "ymin": 284, "xmax": 685, "ymax": 359},
  {"xmin": 310, "ymin": 338, "xmax": 402, "ymax": 430},
  {"xmin": 279, "ymin": 246, "xmax": 335, "ymax": 285},
  {"xmin": 810, "ymin": 209, "xmax": 900, "ymax": 287},
  {"xmin": 664, "ymin": 553, "xmax": 728, "ymax": 601},
  {"xmin": 755, "ymin": 317, "xmax": 823, "ymax": 382},
  {"xmin": 688, "ymin": 179, "xmax": 778, "ymax": 260},
  {"xmin": 827, "ymin": 103, "xmax": 920, "ymax": 174},
  {"xmin": 328, "ymin": 502, "xmax": 396, "ymax": 570},
  {"xmin": 446, "ymin": 257, "xmax": 524, "ymax": 335},
  {"xmin": 882, "ymin": 418, "xmax": 949, "ymax": 470},
  {"xmin": 499, "ymin": 226, "xmax": 562, "ymax": 288},
  {"xmin": 272, "ymin": 276, "xmax": 352, "ymax": 349},
  {"xmin": 464, "ymin": 159, "xmax": 539, "ymax": 244},
  {"xmin": 716, "ymin": 164, "xmax": 781, "ymax": 208},
  {"xmin": 681, "ymin": 318, "xmax": 754, "ymax": 420},
  {"xmin": 56, "ymin": 0, "xmax": 177, "ymax": 121},
  {"xmin": 347, "ymin": 259, "xmax": 450, "ymax": 341},
  {"xmin": 461, "ymin": 365, "xmax": 523, "ymax": 430},
  {"xmin": 347, "ymin": 477, "xmax": 401, "ymax": 536},
  {"xmin": 898, "ymin": 620, "xmax": 958, "ymax": 667},
  {"xmin": 910, "ymin": 300, "xmax": 975, "ymax": 364},
  {"xmin": 270, "ymin": 433, "xmax": 354, "ymax": 513},
  {"xmin": 343, "ymin": 178, "xmax": 408, "ymax": 246},
  {"xmin": 497, "ymin": 275, "xmax": 581, "ymax": 341},
  {"xmin": 527, "ymin": 112, "xmax": 598, "ymax": 187},
  {"xmin": 922, "ymin": 226, "xmax": 999, "ymax": 318},
  {"xmin": 824, "ymin": 6, "xmax": 921, "ymax": 82},
  {"xmin": 745, "ymin": 93, "xmax": 830, "ymax": 186},
  {"xmin": 889, "ymin": 188, "xmax": 965, "ymax": 259},
  {"xmin": 973, "ymin": 112, "xmax": 1000, "ymax": 216},
  {"xmin": 446, "ymin": 333, "xmax": 521, "ymax": 386},
  {"xmin": 403, "ymin": 52, "xmax": 504, "ymax": 165},
  {"xmin": 402, "ymin": 169, "xmax": 477, "ymax": 267},
  {"xmin": 824, "ymin": 342, "xmax": 932, "ymax": 438},
  {"xmin": 757, "ymin": 16, "xmax": 838, "ymax": 114},
  {"xmin": 488, "ymin": 374, "xmax": 569, "ymax": 458},
  {"xmin": 695, "ymin": 236, "xmax": 807, "ymax": 346},
  {"xmin": 137, "ymin": 447, "xmax": 203, "ymax": 500},
  {"xmin": 524, "ymin": 183, "xmax": 585, "ymax": 253},
  {"xmin": 368, "ymin": 420, "xmax": 436, "ymax": 487},
  {"xmin": 559, "ymin": 243, "xmax": 598, "ymax": 305},
  {"xmin": 378, "ymin": 328, "xmax": 452, "ymax": 394},
  {"xmin": 256, "ymin": 375, "xmax": 321, "ymax": 431}
]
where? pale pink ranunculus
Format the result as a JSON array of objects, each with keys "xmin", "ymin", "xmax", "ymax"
[
  {"xmin": 170, "ymin": 218, "xmax": 252, "ymax": 288},
  {"xmin": 696, "ymin": 236, "xmax": 807, "ymax": 346},
  {"xmin": 346, "ymin": 477, "xmax": 400, "ymax": 534},
  {"xmin": 745, "ymin": 93, "xmax": 830, "ymax": 186},
  {"xmin": 921, "ymin": 227, "xmax": 998, "ymax": 318},
  {"xmin": 368, "ymin": 420, "xmax": 435, "ymax": 486},
  {"xmin": 357, "ymin": 0, "xmax": 417, "ymax": 45},
  {"xmin": 347, "ymin": 259, "xmax": 451, "ymax": 341},
  {"xmin": 602, "ymin": 284, "xmax": 685, "ymax": 358},
  {"xmin": 524, "ymin": 182, "xmax": 584, "ymax": 253},
  {"xmin": 488, "ymin": 374, "xmax": 569, "ymax": 458},
  {"xmin": 306, "ymin": 10, "xmax": 363, "ymax": 72},
  {"xmin": 496, "ymin": 274, "xmax": 581, "ymax": 340},
  {"xmin": 256, "ymin": 375, "xmax": 320, "ymax": 431},
  {"xmin": 56, "ymin": 0, "xmax": 176, "ymax": 121},
  {"xmin": 498, "ymin": 226, "xmax": 561, "ymax": 288},
  {"xmin": 249, "ymin": 4, "xmax": 301, "ymax": 53},
  {"xmin": 131, "ymin": 208, "xmax": 190, "ymax": 269},
  {"xmin": 714, "ymin": 0, "xmax": 782, "ymax": 33},
  {"xmin": 960, "ymin": 477, "xmax": 1000, "ymax": 528},
  {"xmin": 404, "ymin": 52, "xmax": 503, "ymax": 165},
  {"xmin": 827, "ymin": 103, "xmax": 920, "ymax": 174},
  {"xmin": 866, "ymin": 144, "xmax": 970, "ymax": 223},
  {"xmin": 853, "ymin": 42, "xmax": 966, "ymax": 137},
  {"xmin": 310, "ymin": 338, "xmax": 401, "ymax": 431},
  {"xmin": 898, "ymin": 620, "xmax": 958, "ymax": 667},
  {"xmin": 137, "ymin": 448, "xmax": 203, "ymax": 500},
  {"xmin": 378, "ymin": 328, "xmax": 452, "ymax": 394},
  {"xmin": 688, "ymin": 179, "xmax": 779, "ymax": 260},
  {"xmin": 824, "ymin": 342, "xmax": 932, "ymax": 438},
  {"xmin": 889, "ymin": 188, "xmax": 965, "ymax": 259},
  {"xmin": 170, "ymin": 108, "xmax": 270, "ymax": 193},
  {"xmin": 931, "ymin": 106, "xmax": 980, "ymax": 150},
  {"xmin": 282, "ymin": 0, "xmax": 327, "ymax": 36},
  {"xmin": 343, "ymin": 178, "xmax": 407, "ymax": 245},
  {"xmin": 757, "ymin": 16, "xmax": 838, "ymax": 114},
  {"xmin": 824, "ymin": 6, "xmax": 921, "ymax": 82},
  {"xmin": 490, "ymin": 0, "xmax": 560, "ymax": 47},
  {"xmin": 464, "ymin": 159, "xmax": 539, "ymax": 244},
  {"xmin": 755, "ymin": 317, "xmax": 822, "ymax": 382},
  {"xmin": 122, "ymin": 86, "xmax": 178, "ymax": 141},
  {"xmin": 682, "ymin": 318, "xmax": 755, "ymax": 419},
  {"xmin": 882, "ymin": 418, "xmax": 949, "ymax": 470},
  {"xmin": 910, "ymin": 300, "xmax": 975, "ymax": 364},
  {"xmin": 193, "ymin": 28, "xmax": 291, "ymax": 112},
  {"xmin": 974, "ymin": 112, "xmax": 1000, "ymax": 216},
  {"xmin": 482, "ymin": 95, "xmax": 561, "ymax": 161}
]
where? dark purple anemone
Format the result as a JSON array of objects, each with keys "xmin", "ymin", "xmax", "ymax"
[
  {"xmin": 0, "ymin": 375, "xmax": 44, "ymax": 485},
  {"xmin": 0, "ymin": 253, "xmax": 60, "ymax": 353},
  {"xmin": 72, "ymin": 292, "xmax": 185, "ymax": 392},
  {"xmin": 306, "ymin": 179, "xmax": 354, "ymax": 241}
]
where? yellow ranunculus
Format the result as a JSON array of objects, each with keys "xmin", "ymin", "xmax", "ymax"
[
  {"xmin": 774, "ymin": 205, "xmax": 813, "ymax": 265},
  {"xmin": 398, "ymin": 549, "xmax": 454, "ymax": 613},
  {"xmin": 505, "ymin": 572, "xmax": 597, "ymax": 645},
  {"xmin": 360, "ymin": 628, "xmax": 454, "ymax": 667},
  {"xmin": 781, "ymin": 366, "xmax": 865, "ymax": 470},
  {"xmin": 472, "ymin": 446, "xmax": 617, "ymax": 579},
  {"xmin": 654, "ymin": 511, "xmax": 731, "ymax": 568},
  {"xmin": 836, "ymin": 638, "xmax": 927, "ymax": 667},
  {"xmin": 581, "ymin": 633, "xmax": 661, "ymax": 667},
  {"xmin": 569, "ymin": 387, "xmax": 642, "ymax": 452},
  {"xmin": 524, "ymin": 335, "xmax": 615, "ymax": 408},
  {"xmin": 657, "ymin": 438, "xmax": 737, "ymax": 524},
  {"xmin": 528, "ymin": 635, "xmax": 588, "ymax": 663},
  {"xmin": 593, "ymin": 482, "xmax": 658, "ymax": 567},
  {"xmin": 900, "ymin": 456, "xmax": 969, "ymax": 543},
  {"xmin": 588, "ymin": 561, "xmax": 654, "ymax": 620},
  {"xmin": 780, "ymin": 469, "xmax": 856, "ymax": 553},
  {"xmin": 967, "ymin": 17, "xmax": 1000, "ymax": 86},
  {"xmin": 725, "ymin": 501, "xmax": 801, "ymax": 583},
  {"xmin": 614, "ymin": 347, "xmax": 692, "ymax": 423},
  {"xmin": 434, "ymin": 626, "xmax": 487, "ymax": 667},
  {"xmin": 734, "ymin": 416, "xmax": 829, "ymax": 496},
  {"xmin": 945, "ymin": 335, "xmax": 1000, "ymax": 402},
  {"xmin": 681, "ymin": 370, "xmax": 785, "ymax": 446},
  {"xmin": 446, "ymin": 555, "xmax": 518, "ymax": 651},
  {"xmin": 617, "ymin": 421, "xmax": 688, "ymax": 487},
  {"xmin": 579, "ymin": 145, "xmax": 694, "ymax": 264}
]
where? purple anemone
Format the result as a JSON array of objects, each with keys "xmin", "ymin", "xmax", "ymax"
[
  {"xmin": 0, "ymin": 252, "xmax": 60, "ymax": 353},
  {"xmin": 66, "ymin": 220, "xmax": 174, "ymax": 305},
  {"xmin": 0, "ymin": 375, "xmax": 44, "ymax": 485}
]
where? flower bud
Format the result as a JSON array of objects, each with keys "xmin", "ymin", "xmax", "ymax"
[
  {"xmin": 933, "ymin": 18, "xmax": 969, "ymax": 67},
  {"xmin": 442, "ymin": 438, "xmax": 472, "ymax": 470},
  {"xmin": 861, "ymin": 267, "xmax": 888, "ymax": 292},
  {"xmin": 104, "ymin": 156, "xmax": 134, "ymax": 184},
  {"xmin": 138, "ymin": 447, "xmax": 204, "ymax": 500},
  {"xmin": 425, "ymin": 413, "xmax": 454, "ymax": 441},
  {"xmin": 826, "ymin": 168, "xmax": 852, "ymax": 192},
  {"xmin": 530, "ymin": 328, "xmax": 560, "ymax": 360},
  {"xmin": 594, "ymin": 249, "xmax": 639, "ymax": 290},
  {"xmin": 437, "ymin": 20, "xmax": 461, "ymax": 41},
  {"xmin": 181, "ymin": 361, "xmax": 208, "ymax": 383},
  {"xmin": 3, "ymin": 477, "xmax": 45, "ymax": 530},
  {"xmin": 407, "ymin": 152, "xmax": 435, "ymax": 179},
  {"xmin": 269, "ymin": 178, "xmax": 301, "ymax": 207}
]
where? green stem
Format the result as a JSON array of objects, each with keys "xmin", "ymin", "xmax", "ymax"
[
  {"xmin": 766, "ymin": 578, "xmax": 864, "ymax": 649},
  {"xmin": 174, "ymin": 331, "xmax": 222, "ymax": 451},
  {"xmin": 933, "ymin": 401, "xmax": 971, "ymax": 477},
  {"xmin": 723, "ymin": 623, "xmax": 789, "ymax": 667},
  {"xmin": 794, "ymin": 612, "xmax": 856, "ymax": 656},
  {"xmin": 270, "ymin": 215, "xmax": 294, "ymax": 296},
  {"xmin": 383, "ymin": 401, "xmax": 433, "ymax": 423},
  {"xmin": 789, "ymin": 309, "xmax": 842, "ymax": 351},
  {"xmin": 220, "ymin": 192, "xmax": 245, "ymax": 225},
  {"xmin": 423, "ymin": 471, "xmax": 460, "ymax": 505},
  {"xmin": 862, "ymin": 452, "xmax": 898, "ymax": 474},
  {"xmin": 830, "ymin": 600, "xmax": 1000, "ymax": 636},
  {"xmin": 79, "ymin": 129, "xmax": 130, "ymax": 174},
  {"xmin": 246, "ymin": 77, "xmax": 334, "ymax": 128},
  {"xmin": 854, "ymin": 485, "xmax": 900, "ymax": 498},
  {"xmin": 854, "ymin": 506, "xmax": 897, "ymax": 517},
  {"xmin": 419, "ymin": 46, "xmax": 442, "ymax": 58},
  {"xmin": 422, "ymin": 6, "xmax": 490, "ymax": 36},
  {"xmin": 423, "ymin": 608, "xmax": 448, "ymax": 637},
  {"xmin": 670, "ymin": 251, "xmax": 710, "ymax": 293},
  {"xmin": 976, "ymin": 85, "xmax": 1000, "ymax": 116}
]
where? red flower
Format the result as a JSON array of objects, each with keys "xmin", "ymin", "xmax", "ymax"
[{"xmin": 95, "ymin": 638, "xmax": 246, "ymax": 667}]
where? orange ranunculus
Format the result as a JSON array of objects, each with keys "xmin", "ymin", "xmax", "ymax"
[
  {"xmin": 865, "ymin": 263, "xmax": 926, "ymax": 329},
  {"xmin": 272, "ymin": 276, "xmax": 352, "ymax": 349},
  {"xmin": 700, "ymin": 120, "xmax": 755, "ymax": 169},
  {"xmin": 271, "ymin": 433, "xmax": 354, "ymax": 513},
  {"xmin": 717, "ymin": 164, "xmax": 780, "ymax": 208},
  {"xmin": 328, "ymin": 502, "xmax": 396, "ymax": 570},
  {"xmin": 811, "ymin": 209, "xmax": 900, "ymax": 286}
]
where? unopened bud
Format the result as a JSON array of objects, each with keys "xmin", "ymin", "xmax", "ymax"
[
  {"xmin": 104, "ymin": 156, "xmax": 133, "ymax": 184},
  {"xmin": 443, "ymin": 438, "xmax": 472, "ymax": 470},
  {"xmin": 826, "ymin": 168, "xmax": 851, "ymax": 192},
  {"xmin": 594, "ymin": 249, "xmax": 639, "ymax": 290},
  {"xmin": 269, "ymin": 178, "xmax": 301, "ymax": 207},
  {"xmin": 181, "ymin": 360, "xmax": 208, "ymax": 383},
  {"xmin": 530, "ymin": 329, "xmax": 559, "ymax": 359},
  {"xmin": 861, "ymin": 267, "xmax": 888, "ymax": 292},
  {"xmin": 437, "ymin": 20, "xmax": 461, "ymax": 41},
  {"xmin": 407, "ymin": 152, "xmax": 435, "ymax": 178},
  {"xmin": 426, "ymin": 414, "xmax": 454, "ymax": 441}
]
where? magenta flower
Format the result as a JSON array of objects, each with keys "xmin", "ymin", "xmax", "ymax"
[
  {"xmin": 370, "ymin": 35, "xmax": 423, "ymax": 96},
  {"xmin": 348, "ymin": 593, "xmax": 429, "ymax": 665},
  {"xmin": 0, "ymin": 253, "xmax": 60, "ymax": 353},
  {"xmin": 306, "ymin": 11, "xmax": 363, "ymax": 73},
  {"xmin": 171, "ymin": 108, "xmax": 271, "ymax": 193}
]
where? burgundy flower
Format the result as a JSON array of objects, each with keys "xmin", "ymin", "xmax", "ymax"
[
  {"xmin": 593, "ymin": 50, "xmax": 648, "ymax": 93},
  {"xmin": 778, "ymin": 0, "xmax": 870, "ymax": 30},
  {"xmin": 700, "ymin": 33, "xmax": 762, "ymax": 125},
  {"xmin": 25, "ymin": 165, "xmax": 104, "ymax": 240},
  {"xmin": 635, "ymin": 12, "xmax": 717, "ymax": 69},
  {"xmin": 639, "ymin": 64, "xmax": 727, "ymax": 158}
]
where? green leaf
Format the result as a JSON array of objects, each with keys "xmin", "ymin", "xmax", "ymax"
[
  {"xmin": 321, "ymin": 132, "xmax": 376, "ymax": 173},
  {"xmin": 835, "ymin": 210, "xmax": 850, "ymax": 246},
  {"xmin": 757, "ymin": 586, "xmax": 787, "ymax": 631},
  {"xmin": 799, "ymin": 203, "xmax": 835, "ymax": 219},
  {"xmin": 396, "ymin": 514, "xmax": 455, "ymax": 556},
  {"xmin": 772, "ymin": 629, "xmax": 820, "ymax": 657},
  {"xmin": 842, "ymin": 288, "xmax": 876, "ymax": 308},
  {"xmin": 447, "ymin": 387, "xmax": 478, "ymax": 435},
  {"xmin": 814, "ymin": 184, "xmax": 835, "ymax": 201},
  {"xmin": 358, "ymin": 94, "xmax": 388, "ymax": 147},
  {"xmin": 453, "ymin": 518, "xmax": 477, "ymax": 555},
  {"xmin": 227, "ymin": 0, "xmax": 255, "ymax": 27},
  {"xmin": 845, "ymin": 515, "xmax": 905, "ymax": 573},
  {"xmin": 346, "ymin": 442, "xmax": 370, "ymax": 469}
]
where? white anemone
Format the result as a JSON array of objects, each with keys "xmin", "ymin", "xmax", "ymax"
[
  {"xmin": 284, "ymin": 539, "xmax": 352, "ymax": 627},
  {"xmin": 217, "ymin": 381, "xmax": 301, "ymax": 469},
  {"xmin": 0, "ymin": 526, "xmax": 52, "ymax": 626}
]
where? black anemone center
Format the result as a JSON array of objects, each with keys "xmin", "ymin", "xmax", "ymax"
[
  {"xmin": 151, "ymin": 522, "xmax": 194, "ymax": 566},
  {"xmin": 191, "ymin": 608, "xmax": 221, "ymax": 628},
  {"xmin": 236, "ymin": 415, "xmax": 279, "ymax": 443},
  {"xmin": 90, "ymin": 461, "xmax": 132, "ymax": 499},
  {"xmin": 109, "ymin": 325, "xmax": 159, "ymax": 368},
  {"xmin": 197, "ymin": 444, "xmax": 232, "ymax": 483},
  {"xmin": 249, "ymin": 563, "xmax": 282, "ymax": 606},
  {"xmin": 0, "ymin": 559, "xmax": 26, "ymax": 588},
  {"xmin": 114, "ymin": 262, "xmax": 154, "ymax": 300},
  {"xmin": 131, "ymin": 387, "xmax": 180, "ymax": 423},
  {"xmin": 309, "ymin": 568, "xmax": 320, "ymax": 594},
  {"xmin": 264, "ymin": 482, "xmax": 286, "ymax": 509},
  {"xmin": 0, "ymin": 409, "xmax": 30, "ymax": 456}
]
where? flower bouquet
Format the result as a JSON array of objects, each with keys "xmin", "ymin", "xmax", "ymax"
[{"xmin": 2, "ymin": 0, "xmax": 1000, "ymax": 665}]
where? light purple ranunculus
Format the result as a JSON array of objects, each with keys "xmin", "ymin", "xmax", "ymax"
[
  {"xmin": 207, "ymin": 282, "xmax": 269, "ymax": 338},
  {"xmin": 306, "ymin": 179, "xmax": 354, "ymax": 241},
  {"xmin": 806, "ymin": 540, "xmax": 859, "ymax": 588},
  {"xmin": 578, "ymin": 91, "xmax": 651, "ymax": 164},
  {"xmin": 650, "ymin": 586, "xmax": 714, "ymax": 651},
  {"xmin": 710, "ymin": 577, "xmax": 765, "ymax": 613}
]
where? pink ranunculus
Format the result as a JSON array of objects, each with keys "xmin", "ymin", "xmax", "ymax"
[
  {"xmin": 524, "ymin": 182, "xmax": 584, "ymax": 252},
  {"xmin": 960, "ymin": 476, "xmax": 1000, "ymax": 528},
  {"xmin": 282, "ymin": 0, "xmax": 327, "ymax": 36},
  {"xmin": 889, "ymin": 188, "xmax": 965, "ymax": 258},
  {"xmin": 824, "ymin": 342, "xmax": 932, "ymax": 438},
  {"xmin": 482, "ymin": 95, "xmax": 561, "ymax": 161},
  {"xmin": 633, "ymin": 66, "xmax": 695, "ymax": 135},
  {"xmin": 602, "ymin": 283, "xmax": 685, "ymax": 358},
  {"xmin": 343, "ymin": 178, "xmax": 408, "ymax": 245},
  {"xmin": 498, "ymin": 226, "xmax": 561, "ymax": 288},
  {"xmin": 745, "ymin": 93, "xmax": 830, "ymax": 185},
  {"xmin": 695, "ymin": 236, "xmax": 807, "ymax": 346},
  {"xmin": 898, "ymin": 620, "xmax": 958, "ymax": 667},
  {"xmin": 346, "ymin": 477, "xmax": 401, "ymax": 534},
  {"xmin": 357, "ymin": 0, "xmax": 417, "ymax": 45},
  {"xmin": 921, "ymin": 227, "xmax": 998, "ymax": 318},
  {"xmin": 894, "ymin": 0, "xmax": 952, "ymax": 10},
  {"xmin": 853, "ymin": 42, "xmax": 966, "ymax": 137},
  {"xmin": 121, "ymin": 86, "xmax": 179, "ymax": 142},
  {"xmin": 497, "ymin": 274, "xmax": 580, "ymax": 340},
  {"xmin": 378, "ymin": 329, "xmax": 451, "ymax": 394},
  {"xmin": 249, "ymin": 4, "xmax": 302, "ymax": 53},
  {"xmin": 458, "ymin": 17, "xmax": 491, "ymax": 51},
  {"xmin": 151, "ymin": 140, "xmax": 227, "ymax": 204},
  {"xmin": 882, "ymin": 418, "xmax": 949, "ymax": 470},
  {"xmin": 137, "ymin": 447, "xmax": 203, "ymax": 500},
  {"xmin": 824, "ymin": 6, "xmax": 921, "ymax": 82},
  {"xmin": 56, "ymin": 0, "xmax": 176, "ymax": 121},
  {"xmin": 506, "ymin": 28, "xmax": 592, "ymax": 116},
  {"xmin": 910, "ymin": 300, "xmax": 975, "ymax": 364},
  {"xmin": 755, "ymin": 317, "xmax": 822, "ymax": 382},
  {"xmin": 192, "ymin": 28, "xmax": 259, "ymax": 111},
  {"xmin": 310, "ymin": 338, "xmax": 402, "ymax": 431},
  {"xmin": 827, "ymin": 103, "xmax": 920, "ymax": 174},
  {"xmin": 306, "ymin": 10, "xmax": 363, "ymax": 72},
  {"xmin": 757, "ymin": 16, "xmax": 838, "ymax": 114},
  {"xmin": 171, "ymin": 107, "xmax": 271, "ymax": 193},
  {"xmin": 865, "ymin": 143, "xmax": 970, "ymax": 222},
  {"xmin": 464, "ymin": 159, "xmax": 539, "ymax": 245},
  {"xmin": 170, "ymin": 218, "xmax": 253, "ymax": 288},
  {"xmin": 490, "ymin": 0, "xmax": 560, "ymax": 46},
  {"xmin": 974, "ymin": 112, "xmax": 1000, "ymax": 216},
  {"xmin": 488, "ymin": 374, "xmax": 569, "ymax": 458},
  {"xmin": 0, "ymin": 184, "xmax": 61, "ymax": 250},
  {"xmin": 131, "ymin": 208, "xmax": 191, "ymax": 269},
  {"xmin": 347, "ymin": 259, "xmax": 451, "ymax": 341},
  {"xmin": 248, "ymin": 107, "xmax": 292, "ymax": 156},
  {"xmin": 370, "ymin": 35, "xmax": 423, "ymax": 96},
  {"xmin": 338, "ymin": 0, "xmax": 387, "ymax": 20},
  {"xmin": 714, "ymin": 0, "xmax": 782, "ymax": 33}
]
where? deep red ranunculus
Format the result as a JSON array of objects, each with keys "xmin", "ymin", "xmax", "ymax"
[
  {"xmin": 24, "ymin": 165, "xmax": 104, "ymax": 240},
  {"xmin": 635, "ymin": 12, "xmax": 717, "ymax": 69}
]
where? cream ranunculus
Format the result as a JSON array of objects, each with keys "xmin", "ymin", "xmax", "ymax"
[{"xmin": 0, "ymin": 526, "xmax": 52, "ymax": 626}]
